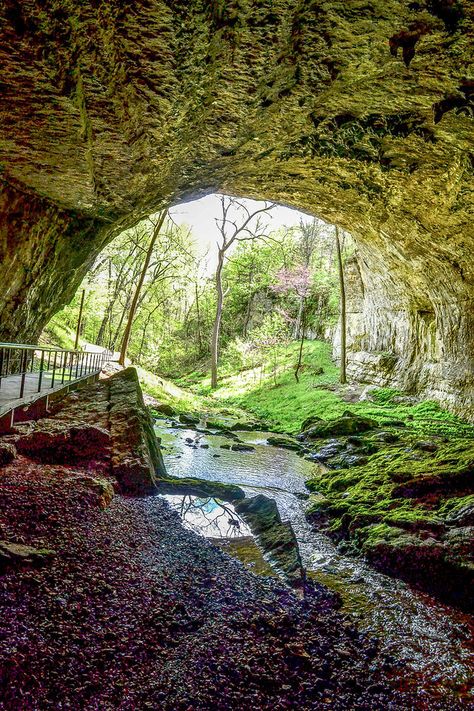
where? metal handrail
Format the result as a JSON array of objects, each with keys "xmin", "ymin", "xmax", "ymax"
[
  {"xmin": 0, "ymin": 342, "xmax": 82, "ymax": 353},
  {"xmin": 0, "ymin": 343, "xmax": 112, "ymax": 402}
]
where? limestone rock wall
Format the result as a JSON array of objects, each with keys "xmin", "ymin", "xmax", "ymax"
[
  {"xmin": 0, "ymin": 1, "xmax": 472, "ymax": 416},
  {"xmin": 0, "ymin": 181, "xmax": 107, "ymax": 342}
]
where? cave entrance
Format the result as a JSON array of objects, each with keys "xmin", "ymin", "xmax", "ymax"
[{"xmin": 43, "ymin": 193, "xmax": 351, "ymax": 390}]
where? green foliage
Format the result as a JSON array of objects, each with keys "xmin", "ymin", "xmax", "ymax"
[{"xmin": 44, "ymin": 213, "xmax": 347, "ymax": 384}]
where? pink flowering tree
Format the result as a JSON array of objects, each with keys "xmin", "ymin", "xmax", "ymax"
[{"xmin": 271, "ymin": 265, "xmax": 312, "ymax": 382}]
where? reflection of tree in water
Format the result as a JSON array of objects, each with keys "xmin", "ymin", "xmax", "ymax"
[{"xmin": 177, "ymin": 496, "xmax": 248, "ymax": 538}]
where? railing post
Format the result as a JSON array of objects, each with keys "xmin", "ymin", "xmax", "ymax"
[
  {"xmin": 61, "ymin": 351, "xmax": 67, "ymax": 384},
  {"xmin": 37, "ymin": 350, "xmax": 45, "ymax": 393},
  {"xmin": 51, "ymin": 351, "xmax": 58, "ymax": 388},
  {"xmin": 6, "ymin": 348, "xmax": 11, "ymax": 379},
  {"xmin": 19, "ymin": 349, "xmax": 27, "ymax": 398}
]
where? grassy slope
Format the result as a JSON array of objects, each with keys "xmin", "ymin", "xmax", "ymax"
[
  {"xmin": 41, "ymin": 318, "xmax": 87, "ymax": 351},
  {"xmin": 178, "ymin": 341, "xmax": 471, "ymax": 437}
]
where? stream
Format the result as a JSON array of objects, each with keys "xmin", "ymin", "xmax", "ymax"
[{"xmin": 154, "ymin": 419, "xmax": 474, "ymax": 702}]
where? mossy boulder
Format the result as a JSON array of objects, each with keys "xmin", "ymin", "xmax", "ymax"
[
  {"xmin": 305, "ymin": 435, "xmax": 474, "ymax": 608},
  {"xmin": 179, "ymin": 413, "xmax": 200, "ymax": 426},
  {"xmin": 302, "ymin": 412, "xmax": 379, "ymax": 440},
  {"xmin": 153, "ymin": 403, "xmax": 176, "ymax": 417},
  {"xmin": 266, "ymin": 436, "xmax": 302, "ymax": 451}
]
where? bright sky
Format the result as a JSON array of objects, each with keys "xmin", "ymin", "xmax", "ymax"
[{"xmin": 169, "ymin": 193, "xmax": 315, "ymax": 271}]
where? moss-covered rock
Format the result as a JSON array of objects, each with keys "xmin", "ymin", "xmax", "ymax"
[
  {"xmin": 306, "ymin": 434, "xmax": 474, "ymax": 608},
  {"xmin": 302, "ymin": 412, "xmax": 379, "ymax": 439},
  {"xmin": 266, "ymin": 436, "xmax": 302, "ymax": 451}
]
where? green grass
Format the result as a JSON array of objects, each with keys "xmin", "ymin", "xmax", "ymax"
[
  {"xmin": 180, "ymin": 341, "xmax": 472, "ymax": 437},
  {"xmin": 41, "ymin": 319, "xmax": 86, "ymax": 350},
  {"xmin": 135, "ymin": 365, "xmax": 254, "ymax": 425}
]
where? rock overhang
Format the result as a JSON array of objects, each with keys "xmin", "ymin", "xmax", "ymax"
[{"xmin": 0, "ymin": 0, "xmax": 472, "ymax": 416}]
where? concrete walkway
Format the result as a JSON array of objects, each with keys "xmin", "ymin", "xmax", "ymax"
[{"xmin": 0, "ymin": 369, "xmax": 97, "ymax": 415}]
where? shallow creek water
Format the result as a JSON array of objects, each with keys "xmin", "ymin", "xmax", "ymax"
[{"xmin": 155, "ymin": 420, "xmax": 474, "ymax": 701}]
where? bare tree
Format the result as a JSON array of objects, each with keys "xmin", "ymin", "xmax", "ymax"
[
  {"xmin": 118, "ymin": 209, "xmax": 167, "ymax": 366},
  {"xmin": 211, "ymin": 196, "xmax": 275, "ymax": 388},
  {"xmin": 335, "ymin": 225, "xmax": 347, "ymax": 384}
]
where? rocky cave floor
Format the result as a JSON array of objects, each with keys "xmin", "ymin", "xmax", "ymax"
[
  {"xmin": 0, "ymin": 456, "xmax": 457, "ymax": 711},
  {"xmin": 0, "ymin": 372, "xmax": 473, "ymax": 710}
]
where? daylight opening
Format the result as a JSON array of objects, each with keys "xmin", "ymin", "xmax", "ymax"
[{"xmin": 44, "ymin": 194, "xmax": 352, "ymax": 391}]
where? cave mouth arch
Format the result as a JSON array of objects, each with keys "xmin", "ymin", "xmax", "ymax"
[
  {"xmin": 0, "ymin": 172, "xmax": 472, "ymax": 420},
  {"xmin": 45, "ymin": 192, "xmax": 349, "ymax": 379},
  {"xmin": 0, "ymin": 0, "xmax": 472, "ymax": 417}
]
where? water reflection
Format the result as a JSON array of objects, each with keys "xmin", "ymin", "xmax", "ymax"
[{"xmin": 161, "ymin": 494, "xmax": 252, "ymax": 539}]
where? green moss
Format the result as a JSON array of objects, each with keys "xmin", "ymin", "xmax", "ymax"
[
  {"xmin": 438, "ymin": 494, "xmax": 474, "ymax": 517},
  {"xmin": 306, "ymin": 437, "xmax": 474, "ymax": 539}
]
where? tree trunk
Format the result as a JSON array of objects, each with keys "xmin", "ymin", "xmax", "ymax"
[
  {"xmin": 335, "ymin": 226, "xmax": 347, "ymax": 384},
  {"xmin": 210, "ymin": 252, "xmax": 225, "ymax": 388},
  {"xmin": 294, "ymin": 298, "xmax": 306, "ymax": 383},
  {"xmin": 293, "ymin": 296, "xmax": 304, "ymax": 340},
  {"xmin": 195, "ymin": 282, "xmax": 202, "ymax": 352},
  {"xmin": 242, "ymin": 292, "xmax": 254, "ymax": 339},
  {"xmin": 118, "ymin": 209, "xmax": 167, "ymax": 366}
]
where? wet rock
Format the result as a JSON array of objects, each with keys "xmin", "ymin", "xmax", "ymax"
[
  {"xmin": 0, "ymin": 442, "xmax": 16, "ymax": 467},
  {"xmin": 331, "ymin": 453, "xmax": 369, "ymax": 469},
  {"xmin": 220, "ymin": 430, "xmax": 241, "ymax": 440},
  {"xmin": 266, "ymin": 436, "xmax": 301, "ymax": 451},
  {"xmin": 445, "ymin": 503, "xmax": 474, "ymax": 527},
  {"xmin": 229, "ymin": 422, "xmax": 261, "ymax": 431},
  {"xmin": 231, "ymin": 444, "xmax": 255, "ymax": 453},
  {"xmin": 220, "ymin": 444, "xmax": 232, "ymax": 450},
  {"xmin": 200, "ymin": 444, "xmax": 209, "ymax": 449},
  {"xmin": 179, "ymin": 413, "xmax": 200, "ymax": 425},
  {"xmin": 235, "ymin": 495, "xmax": 305, "ymax": 588},
  {"xmin": 157, "ymin": 476, "xmax": 245, "ymax": 502},
  {"xmin": 310, "ymin": 439, "xmax": 345, "ymax": 462},
  {"xmin": 0, "ymin": 541, "xmax": 56, "ymax": 571}
]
